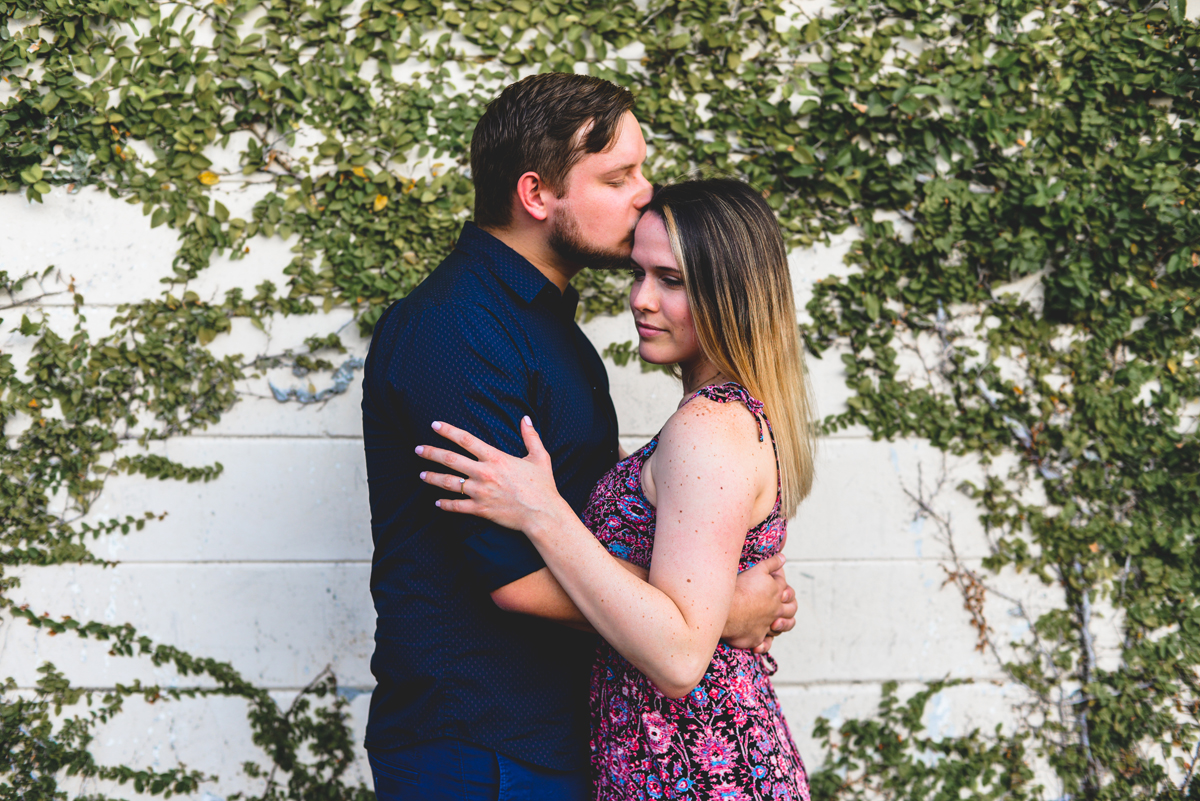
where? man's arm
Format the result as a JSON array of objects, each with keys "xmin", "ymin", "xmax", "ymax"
[
  {"xmin": 398, "ymin": 303, "xmax": 552, "ymax": 595},
  {"xmin": 491, "ymin": 562, "xmax": 647, "ymax": 631},
  {"xmin": 491, "ymin": 553, "xmax": 796, "ymax": 648}
]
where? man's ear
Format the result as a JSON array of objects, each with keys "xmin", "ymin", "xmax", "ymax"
[{"xmin": 514, "ymin": 171, "xmax": 551, "ymax": 222}]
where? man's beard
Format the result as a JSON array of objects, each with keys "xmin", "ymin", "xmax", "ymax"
[{"xmin": 548, "ymin": 204, "xmax": 633, "ymax": 271}]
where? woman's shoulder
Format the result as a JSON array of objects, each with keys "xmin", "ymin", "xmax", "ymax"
[
  {"xmin": 648, "ymin": 385, "xmax": 775, "ymax": 519},
  {"xmin": 658, "ymin": 384, "xmax": 763, "ymax": 456}
]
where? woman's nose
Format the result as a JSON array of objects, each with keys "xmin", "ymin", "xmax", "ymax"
[{"xmin": 630, "ymin": 280, "xmax": 658, "ymax": 312}]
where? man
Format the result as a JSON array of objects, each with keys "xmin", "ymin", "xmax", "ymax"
[{"xmin": 361, "ymin": 73, "xmax": 797, "ymax": 801}]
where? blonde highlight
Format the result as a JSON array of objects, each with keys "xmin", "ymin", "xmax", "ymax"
[{"xmin": 649, "ymin": 180, "xmax": 816, "ymax": 516}]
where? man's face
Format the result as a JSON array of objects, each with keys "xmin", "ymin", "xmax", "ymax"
[{"xmin": 547, "ymin": 111, "xmax": 653, "ymax": 270}]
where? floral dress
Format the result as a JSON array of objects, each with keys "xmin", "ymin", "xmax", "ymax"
[{"xmin": 582, "ymin": 383, "xmax": 811, "ymax": 801}]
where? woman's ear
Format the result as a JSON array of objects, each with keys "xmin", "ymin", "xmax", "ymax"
[{"xmin": 514, "ymin": 171, "xmax": 551, "ymax": 222}]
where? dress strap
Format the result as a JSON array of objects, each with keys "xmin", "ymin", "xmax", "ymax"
[{"xmin": 684, "ymin": 382, "xmax": 766, "ymax": 441}]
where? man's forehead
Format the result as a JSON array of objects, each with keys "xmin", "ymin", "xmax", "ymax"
[{"xmin": 577, "ymin": 114, "xmax": 644, "ymax": 169}]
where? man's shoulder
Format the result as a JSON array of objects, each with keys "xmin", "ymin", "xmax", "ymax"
[
  {"xmin": 368, "ymin": 262, "xmax": 531, "ymax": 377},
  {"xmin": 400, "ymin": 249, "xmax": 493, "ymax": 312},
  {"xmin": 376, "ymin": 252, "xmax": 506, "ymax": 331}
]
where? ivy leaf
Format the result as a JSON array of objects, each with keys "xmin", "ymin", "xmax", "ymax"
[{"xmin": 863, "ymin": 294, "xmax": 881, "ymax": 321}]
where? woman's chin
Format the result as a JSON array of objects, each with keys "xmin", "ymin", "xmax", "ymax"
[{"xmin": 637, "ymin": 346, "xmax": 675, "ymax": 367}]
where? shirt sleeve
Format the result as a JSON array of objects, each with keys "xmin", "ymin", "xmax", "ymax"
[{"xmin": 393, "ymin": 301, "xmax": 547, "ymax": 593}]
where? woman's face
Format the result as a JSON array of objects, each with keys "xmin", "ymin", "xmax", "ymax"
[{"xmin": 629, "ymin": 212, "xmax": 702, "ymax": 369}]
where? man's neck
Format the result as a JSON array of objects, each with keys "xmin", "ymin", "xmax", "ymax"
[{"xmin": 480, "ymin": 224, "xmax": 579, "ymax": 292}]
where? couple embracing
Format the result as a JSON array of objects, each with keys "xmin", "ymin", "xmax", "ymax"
[{"xmin": 361, "ymin": 72, "xmax": 816, "ymax": 801}]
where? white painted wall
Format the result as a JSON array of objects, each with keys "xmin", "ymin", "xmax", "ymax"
[
  {"xmin": 1, "ymin": 182, "xmax": 1038, "ymax": 795},
  {"xmin": 0, "ymin": 0, "xmax": 1089, "ymax": 784}
]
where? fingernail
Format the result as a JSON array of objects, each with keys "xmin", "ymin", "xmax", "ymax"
[
  {"xmin": 779, "ymin": 553, "xmax": 786, "ymax": 564},
  {"xmin": 419, "ymin": 471, "xmax": 427, "ymax": 480},
  {"xmin": 431, "ymin": 421, "xmax": 441, "ymax": 430},
  {"xmin": 415, "ymin": 446, "xmax": 424, "ymax": 455},
  {"xmin": 523, "ymin": 415, "xmax": 531, "ymax": 426},
  {"xmin": 435, "ymin": 500, "xmax": 442, "ymax": 508}
]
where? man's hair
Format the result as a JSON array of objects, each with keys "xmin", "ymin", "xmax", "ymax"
[
  {"xmin": 470, "ymin": 73, "xmax": 634, "ymax": 229},
  {"xmin": 647, "ymin": 179, "xmax": 817, "ymax": 518}
]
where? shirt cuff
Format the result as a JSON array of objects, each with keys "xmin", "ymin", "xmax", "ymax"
[{"xmin": 462, "ymin": 523, "xmax": 547, "ymax": 593}]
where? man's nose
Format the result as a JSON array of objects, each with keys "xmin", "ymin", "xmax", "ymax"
[{"xmin": 632, "ymin": 173, "xmax": 653, "ymax": 210}]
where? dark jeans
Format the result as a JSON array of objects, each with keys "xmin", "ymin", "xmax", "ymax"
[{"xmin": 368, "ymin": 738, "xmax": 590, "ymax": 801}]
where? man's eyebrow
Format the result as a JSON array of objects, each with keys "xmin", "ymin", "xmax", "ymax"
[{"xmin": 603, "ymin": 163, "xmax": 638, "ymax": 175}]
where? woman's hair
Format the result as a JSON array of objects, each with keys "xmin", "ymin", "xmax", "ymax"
[{"xmin": 646, "ymin": 178, "xmax": 816, "ymax": 515}]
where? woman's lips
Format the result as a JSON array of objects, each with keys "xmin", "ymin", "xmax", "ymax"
[{"xmin": 636, "ymin": 322, "xmax": 664, "ymax": 337}]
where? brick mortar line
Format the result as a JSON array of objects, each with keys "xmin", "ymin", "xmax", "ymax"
[
  {"xmin": 6, "ymin": 678, "xmax": 1016, "ymax": 693},
  {"xmin": 120, "ymin": 432, "xmax": 876, "ymax": 441},
  {"xmin": 16, "ymin": 556, "xmax": 987, "ymax": 567}
]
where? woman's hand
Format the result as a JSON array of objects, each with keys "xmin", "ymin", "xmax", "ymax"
[{"xmin": 417, "ymin": 416, "xmax": 568, "ymax": 534}]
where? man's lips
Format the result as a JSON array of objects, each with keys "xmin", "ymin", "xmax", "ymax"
[{"xmin": 635, "ymin": 321, "xmax": 665, "ymax": 337}]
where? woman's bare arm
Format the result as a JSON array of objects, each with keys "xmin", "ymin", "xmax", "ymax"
[{"xmin": 419, "ymin": 401, "xmax": 771, "ymax": 697}]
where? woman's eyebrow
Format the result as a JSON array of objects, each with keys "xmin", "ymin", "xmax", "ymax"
[{"xmin": 633, "ymin": 261, "xmax": 681, "ymax": 274}]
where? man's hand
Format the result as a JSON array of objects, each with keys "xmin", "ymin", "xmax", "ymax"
[{"xmin": 722, "ymin": 553, "xmax": 797, "ymax": 654}]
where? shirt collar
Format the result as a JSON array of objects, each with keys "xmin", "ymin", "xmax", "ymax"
[{"xmin": 456, "ymin": 222, "xmax": 579, "ymax": 320}]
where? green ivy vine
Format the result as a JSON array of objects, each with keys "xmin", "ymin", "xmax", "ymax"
[{"xmin": 1, "ymin": 0, "xmax": 1197, "ymax": 798}]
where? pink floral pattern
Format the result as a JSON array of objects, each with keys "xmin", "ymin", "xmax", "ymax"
[{"xmin": 583, "ymin": 383, "xmax": 811, "ymax": 801}]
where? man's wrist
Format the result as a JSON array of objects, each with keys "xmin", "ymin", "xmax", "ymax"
[{"xmin": 722, "ymin": 581, "xmax": 748, "ymax": 639}]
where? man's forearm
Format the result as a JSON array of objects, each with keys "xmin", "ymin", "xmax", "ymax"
[
  {"xmin": 491, "ymin": 540, "xmax": 793, "ymax": 653},
  {"xmin": 490, "ymin": 560, "xmax": 649, "ymax": 631},
  {"xmin": 493, "ymin": 554, "xmax": 791, "ymax": 648}
]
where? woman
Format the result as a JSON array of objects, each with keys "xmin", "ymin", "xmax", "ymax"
[{"xmin": 418, "ymin": 179, "xmax": 816, "ymax": 800}]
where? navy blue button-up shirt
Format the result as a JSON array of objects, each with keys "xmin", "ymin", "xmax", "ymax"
[{"xmin": 361, "ymin": 222, "xmax": 620, "ymax": 770}]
